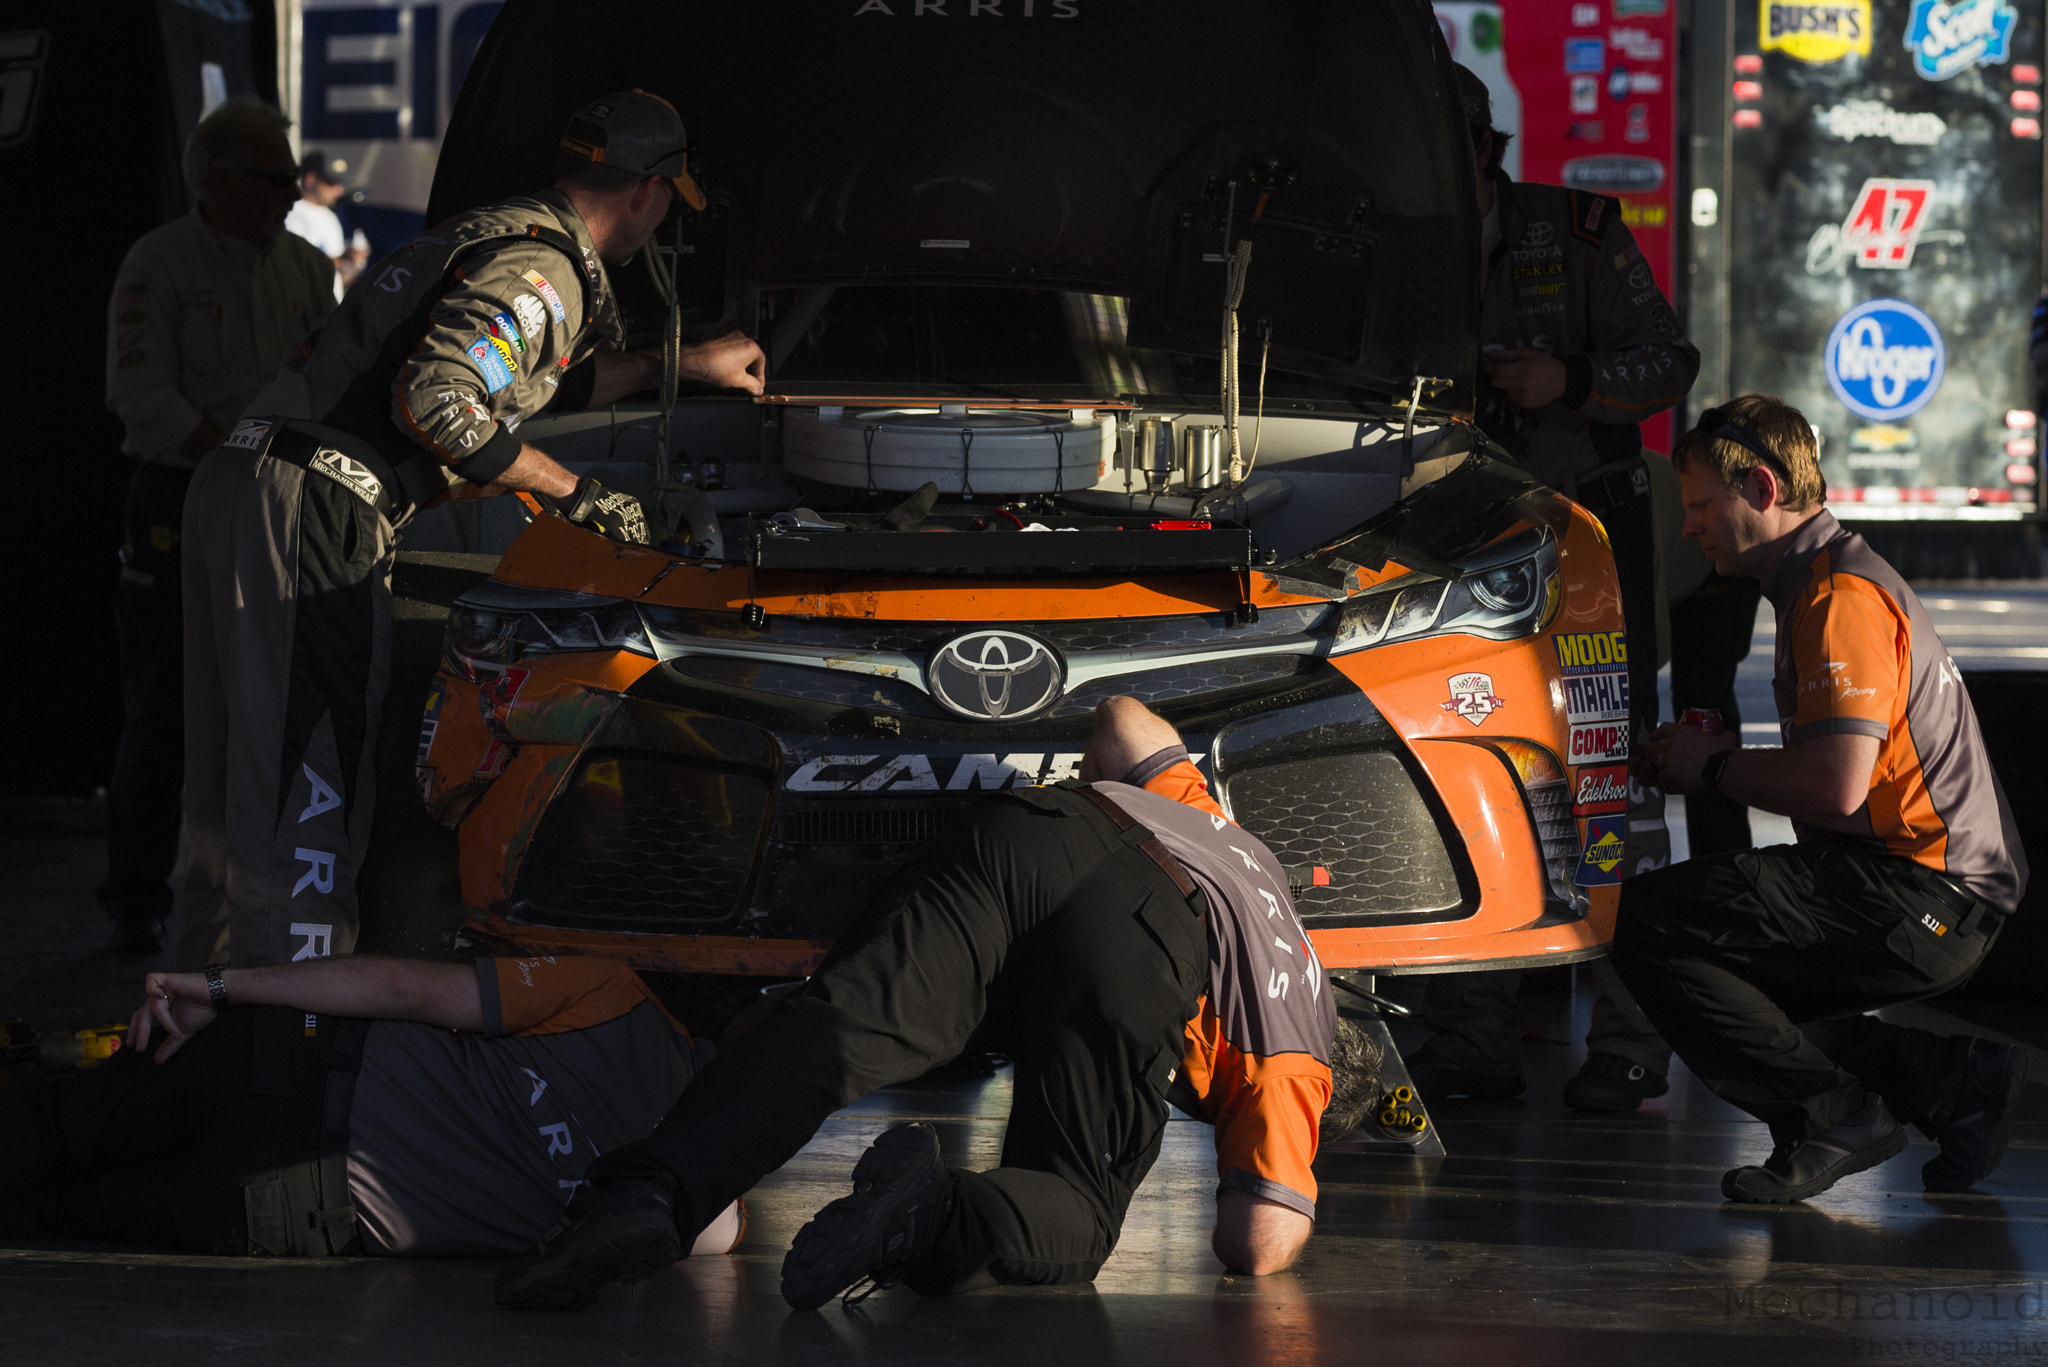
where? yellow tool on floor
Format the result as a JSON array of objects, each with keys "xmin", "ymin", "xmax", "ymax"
[{"xmin": 1376, "ymin": 1083, "xmax": 1428, "ymax": 1137}]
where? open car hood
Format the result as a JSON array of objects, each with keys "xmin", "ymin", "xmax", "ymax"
[{"xmin": 431, "ymin": 0, "xmax": 1480, "ymax": 407}]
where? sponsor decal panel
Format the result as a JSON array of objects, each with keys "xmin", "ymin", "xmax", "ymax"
[
  {"xmin": 1825, "ymin": 298, "xmax": 1945, "ymax": 422},
  {"xmin": 1816, "ymin": 99, "xmax": 1947, "ymax": 144},
  {"xmin": 1575, "ymin": 814, "xmax": 1629, "ymax": 886},
  {"xmin": 468, "ymin": 335, "xmax": 516, "ymax": 392},
  {"xmin": 1554, "ymin": 630, "xmax": 1629, "ymax": 673},
  {"xmin": 523, "ymin": 270, "xmax": 567, "ymax": 324},
  {"xmin": 223, "ymin": 418, "xmax": 273, "ymax": 451},
  {"xmin": 491, "ymin": 311, "xmax": 526, "ymax": 354},
  {"xmin": 1904, "ymin": 0, "xmax": 2017, "ymax": 80},
  {"xmin": 309, "ymin": 449, "xmax": 384, "ymax": 507},
  {"xmin": 1569, "ymin": 722, "xmax": 1632, "ymax": 764},
  {"xmin": 1563, "ymin": 670, "xmax": 1630, "ymax": 724},
  {"xmin": 513, "ymin": 293, "xmax": 548, "ymax": 340},
  {"xmin": 1573, "ymin": 764, "xmax": 1630, "ymax": 816},
  {"xmin": 1442, "ymin": 672, "xmax": 1506, "ymax": 726},
  {"xmin": 1805, "ymin": 178, "xmax": 1948, "ymax": 276},
  {"xmin": 1565, "ymin": 37, "xmax": 1607, "ymax": 71},
  {"xmin": 1561, "ymin": 155, "xmax": 1665, "ymax": 193},
  {"xmin": 1760, "ymin": 0, "xmax": 1873, "ymax": 62}
]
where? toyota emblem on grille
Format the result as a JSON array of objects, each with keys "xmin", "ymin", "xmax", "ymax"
[{"xmin": 926, "ymin": 630, "xmax": 1064, "ymax": 721}]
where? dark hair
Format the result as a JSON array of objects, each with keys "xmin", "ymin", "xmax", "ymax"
[
  {"xmin": 550, "ymin": 149, "xmax": 649, "ymax": 196},
  {"xmin": 1319, "ymin": 1016, "xmax": 1384, "ymax": 1143},
  {"xmin": 1469, "ymin": 122, "xmax": 1513, "ymax": 178}
]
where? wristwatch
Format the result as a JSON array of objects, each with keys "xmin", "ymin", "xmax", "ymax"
[
  {"xmin": 1700, "ymin": 748, "xmax": 1733, "ymax": 793},
  {"xmin": 203, "ymin": 963, "xmax": 231, "ymax": 1011}
]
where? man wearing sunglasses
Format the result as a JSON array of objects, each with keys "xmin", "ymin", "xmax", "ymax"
[
  {"xmin": 178, "ymin": 91, "xmax": 767, "ymax": 972},
  {"xmin": 1617, "ymin": 393, "xmax": 2028, "ymax": 1203},
  {"xmin": 101, "ymin": 98, "xmax": 339, "ymax": 957}
]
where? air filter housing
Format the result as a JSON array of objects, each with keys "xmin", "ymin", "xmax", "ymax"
[{"xmin": 782, "ymin": 406, "xmax": 1110, "ymax": 495}]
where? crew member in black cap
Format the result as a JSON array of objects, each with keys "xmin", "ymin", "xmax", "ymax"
[
  {"xmin": 286, "ymin": 149, "xmax": 353, "ymax": 297},
  {"xmin": 178, "ymin": 90, "xmax": 767, "ymax": 970}
]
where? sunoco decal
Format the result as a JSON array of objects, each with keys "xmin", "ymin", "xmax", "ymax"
[
  {"xmin": 1904, "ymin": 0, "xmax": 2017, "ymax": 81},
  {"xmin": 1759, "ymin": 0, "xmax": 1872, "ymax": 63},
  {"xmin": 1572, "ymin": 764, "xmax": 1629, "ymax": 816},
  {"xmin": 1575, "ymin": 814, "xmax": 1628, "ymax": 886},
  {"xmin": 1825, "ymin": 298, "xmax": 1946, "ymax": 422},
  {"xmin": 1442, "ymin": 672, "xmax": 1505, "ymax": 727},
  {"xmin": 1563, "ymin": 670, "xmax": 1630, "ymax": 724}
]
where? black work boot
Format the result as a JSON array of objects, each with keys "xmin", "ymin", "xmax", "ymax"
[
  {"xmin": 1721, "ymin": 1096, "xmax": 1906, "ymax": 1203},
  {"xmin": 493, "ymin": 1178, "xmax": 681, "ymax": 1311},
  {"xmin": 781, "ymin": 1122, "xmax": 953, "ymax": 1311},
  {"xmin": 1561, "ymin": 1052, "xmax": 1669, "ymax": 1113},
  {"xmin": 1924, "ymin": 1040, "xmax": 2030, "ymax": 1193},
  {"xmin": 1407, "ymin": 1053, "xmax": 1524, "ymax": 1101}
]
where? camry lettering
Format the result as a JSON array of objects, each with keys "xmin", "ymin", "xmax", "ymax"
[{"xmin": 785, "ymin": 753, "xmax": 1086, "ymax": 792}]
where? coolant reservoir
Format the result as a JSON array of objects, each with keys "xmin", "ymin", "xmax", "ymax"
[{"xmin": 782, "ymin": 406, "xmax": 1110, "ymax": 495}]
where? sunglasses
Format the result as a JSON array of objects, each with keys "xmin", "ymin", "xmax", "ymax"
[
  {"xmin": 238, "ymin": 167, "xmax": 300, "ymax": 190},
  {"xmin": 1692, "ymin": 406, "xmax": 1795, "ymax": 487}
]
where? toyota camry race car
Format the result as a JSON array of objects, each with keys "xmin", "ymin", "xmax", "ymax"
[{"xmin": 397, "ymin": 0, "xmax": 1634, "ymax": 995}]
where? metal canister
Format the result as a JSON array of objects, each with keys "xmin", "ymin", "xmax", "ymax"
[
  {"xmin": 1679, "ymin": 708, "xmax": 1726, "ymax": 736},
  {"xmin": 1180, "ymin": 425, "xmax": 1225, "ymax": 490},
  {"xmin": 1126, "ymin": 417, "xmax": 1176, "ymax": 487}
]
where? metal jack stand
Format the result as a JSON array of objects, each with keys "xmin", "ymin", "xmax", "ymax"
[{"xmin": 1321, "ymin": 972, "xmax": 1447, "ymax": 1158}]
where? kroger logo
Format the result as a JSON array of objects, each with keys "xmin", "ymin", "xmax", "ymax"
[
  {"xmin": 1904, "ymin": 0, "xmax": 2017, "ymax": 81},
  {"xmin": 1825, "ymin": 299, "xmax": 1945, "ymax": 422}
]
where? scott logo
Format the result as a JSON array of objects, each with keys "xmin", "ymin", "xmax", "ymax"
[
  {"xmin": 1825, "ymin": 298, "xmax": 1946, "ymax": 421},
  {"xmin": 1904, "ymin": 0, "xmax": 2017, "ymax": 80}
]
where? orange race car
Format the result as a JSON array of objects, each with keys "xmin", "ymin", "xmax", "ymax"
[{"xmin": 394, "ymin": 1, "xmax": 1635, "ymax": 1057}]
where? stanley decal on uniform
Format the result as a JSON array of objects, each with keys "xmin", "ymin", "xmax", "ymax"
[
  {"xmin": 523, "ymin": 270, "xmax": 567, "ymax": 324},
  {"xmin": 1563, "ymin": 670, "xmax": 1630, "ymax": 723},
  {"xmin": 1575, "ymin": 815, "xmax": 1628, "ymax": 886},
  {"xmin": 222, "ymin": 419, "xmax": 273, "ymax": 451},
  {"xmin": 1760, "ymin": 0, "xmax": 1873, "ymax": 63},
  {"xmin": 1569, "ymin": 722, "xmax": 1631, "ymax": 764},
  {"xmin": 310, "ymin": 449, "xmax": 384, "ymax": 507},
  {"xmin": 491, "ymin": 311, "xmax": 527, "ymax": 353},
  {"xmin": 1441, "ymin": 672, "xmax": 1505, "ymax": 726},
  {"xmin": 468, "ymin": 334, "xmax": 516, "ymax": 392},
  {"xmin": 513, "ymin": 293, "xmax": 548, "ymax": 340},
  {"xmin": 1904, "ymin": 0, "xmax": 2017, "ymax": 80},
  {"xmin": 1554, "ymin": 630, "xmax": 1628, "ymax": 673},
  {"xmin": 1573, "ymin": 763, "xmax": 1630, "ymax": 815}
]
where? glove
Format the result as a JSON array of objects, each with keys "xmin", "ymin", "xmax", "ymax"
[{"xmin": 547, "ymin": 476, "xmax": 650, "ymax": 545}]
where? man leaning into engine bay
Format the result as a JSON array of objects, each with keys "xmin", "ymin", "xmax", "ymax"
[{"xmin": 178, "ymin": 90, "xmax": 766, "ymax": 971}]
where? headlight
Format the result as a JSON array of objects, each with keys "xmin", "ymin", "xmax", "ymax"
[
  {"xmin": 1330, "ymin": 526, "xmax": 1559, "ymax": 654},
  {"xmin": 442, "ymin": 586, "xmax": 654, "ymax": 677}
]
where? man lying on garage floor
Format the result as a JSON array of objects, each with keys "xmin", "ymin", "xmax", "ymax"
[
  {"xmin": 495, "ymin": 696, "xmax": 1380, "ymax": 1313},
  {"xmin": 0, "ymin": 955, "xmax": 743, "ymax": 1258}
]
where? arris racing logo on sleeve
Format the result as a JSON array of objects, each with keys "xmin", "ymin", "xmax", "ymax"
[{"xmin": 1760, "ymin": 0, "xmax": 1872, "ymax": 62}]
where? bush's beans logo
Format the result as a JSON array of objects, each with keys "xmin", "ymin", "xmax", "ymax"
[
  {"xmin": 1575, "ymin": 815, "xmax": 1629, "ymax": 886},
  {"xmin": 1554, "ymin": 630, "xmax": 1628, "ymax": 672},
  {"xmin": 1759, "ymin": 0, "xmax": 1872, "ymax": 62},
  {"xmin": 1805, "ymin": 179, "xmax": 1940, "ymax": 276},
  {"xmin": 1904, "ymin": 0, "xmax": 2017, "ymax": 80},
  {"xmin": 1563, "ymin": 669, "xmax": 1630, "ymax": 724},
  {"xmin": 1442, "ymin": 672, "xmax": 1505, "ymax": 726},
  {"xmin": 1825, "ymin": 298, "xmax": 1945, "ymax": 422},
  {"xmin": 1569, "ymin": 722, "xmax": 1631, "ymax": 763},
  {"xmin": 1573, "ymin": 764, "xmax": 1630, "ymax": 816}
]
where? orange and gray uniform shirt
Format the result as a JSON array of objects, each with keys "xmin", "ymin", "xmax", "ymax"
[
  {"xmin": 345, "ymin": 956, "xmax": 706, "ymax": 1255},
  {"xmin": 240, "ymin": 187, "xmax": 622, "ymax": 505},
  {"xmin": 1093, "ymin": 751, "xmax": 1337, "ymax": 1219},
  {"xmin": 1476, "ymin": 171, "xmax": 1701, "ymax": 493},
  {"xmin": 105, "ymin": 212, "xmax": 336, "ymax": 465},
  {"xmin": 1763, "ymin": 510, "xmax": 2029, "ymax": 912}
]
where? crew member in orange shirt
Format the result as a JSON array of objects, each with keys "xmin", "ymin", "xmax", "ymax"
[
  {"xmin": 1620, "ymin": 393, "xmax": 2029, "ymax": 1205},
  {"xmin": 495, "ymin": 696, "xmax": 1377, "ymax": 1312}
]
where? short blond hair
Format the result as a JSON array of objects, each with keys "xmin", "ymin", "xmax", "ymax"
[
  {"xmin": 183, "ymin": 97, "xmax": 291, "ymax": 193},
  {"xmin": 1672, "ymin": 393, "xmax": 1825, "ymax": 511}
]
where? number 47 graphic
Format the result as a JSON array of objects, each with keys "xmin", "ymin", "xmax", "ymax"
[{"xmin": 1843, "ymin": 179, "xmax": 1935, "ymax": 269}]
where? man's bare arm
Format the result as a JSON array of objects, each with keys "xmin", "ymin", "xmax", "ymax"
[
  {"xmin": 1213, "ymin": 1191, "xmax": 1312, "ymax": 1275},
  {"xmin": 1647, "ymin": 725, "xmax": 1879, "ymax": 822},
  {"xmin": 129, "ymin": 958, "xmax": 483, "ymax": 1063}
]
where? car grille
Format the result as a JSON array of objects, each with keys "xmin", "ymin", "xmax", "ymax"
[
  {"xmin": 786, "ymin": 803, "xmax": 963, "ymax": 844},
  {"xmin": 512, "ymin": 753, "xmax": 766, "ymax": 931},
  {"xmin": 1225, "ymin": 752, "xmax": 1467, "ymax": 923}
]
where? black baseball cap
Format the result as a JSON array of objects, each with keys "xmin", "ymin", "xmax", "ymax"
[
  {"xmin": 1452, "ymin": 63, "xmax": 1493, "ymax": 129},
  {"xmin": 299, "ymin": 150, "xmax": 349, "ymax": 185},
  {"xmin": 559, "ymin": 89, "xmax": 706, "ymax": 211}
]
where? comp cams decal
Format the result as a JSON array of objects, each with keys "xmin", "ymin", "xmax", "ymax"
[
  {"xmin": 1442, "ymin": 672, "xmax": 1505, "ymax": 727},
  {"xmin": 1759, "ymin": 0, "xmax": 1872, "ymax": 63},
  {"xmin": 1825, "ymin": 298, "xmax": 1946, "ymax": 422},
  {"xmin": 1904, "ymin": 0, "xmax": 2017, "ymax": 81}
]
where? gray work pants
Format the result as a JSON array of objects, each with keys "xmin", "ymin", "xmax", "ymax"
[{"xmin": 178, "ymin": 427, "xmax": 401, "ymax": 968}]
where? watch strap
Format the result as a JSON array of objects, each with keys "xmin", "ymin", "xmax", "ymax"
[
  {"xmin": 1701, "ymin": 748, "xmax": 1733, "ymax": 793},
  {"xmin": 203, "ymin": 963, "xmax": 231, "ymax": 1011}
]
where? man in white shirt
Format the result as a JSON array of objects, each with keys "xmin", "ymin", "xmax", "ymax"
[
  {"xmin": 285, "ymin": 151, "xmax": 351, "ymax": 301},
  {"xmin": 101, "ymin": 98, "xmax": 337, "ymax": 954}
]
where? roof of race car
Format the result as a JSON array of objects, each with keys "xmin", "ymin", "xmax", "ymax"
[{"xmin": 429, "ymin": 0, "xmax": 1480, "ymax": 409}]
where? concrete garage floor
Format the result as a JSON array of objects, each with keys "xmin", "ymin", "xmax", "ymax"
[{"xmin": 5, "ymin": 586, "xmax": 2046, "ymax": 1364}]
